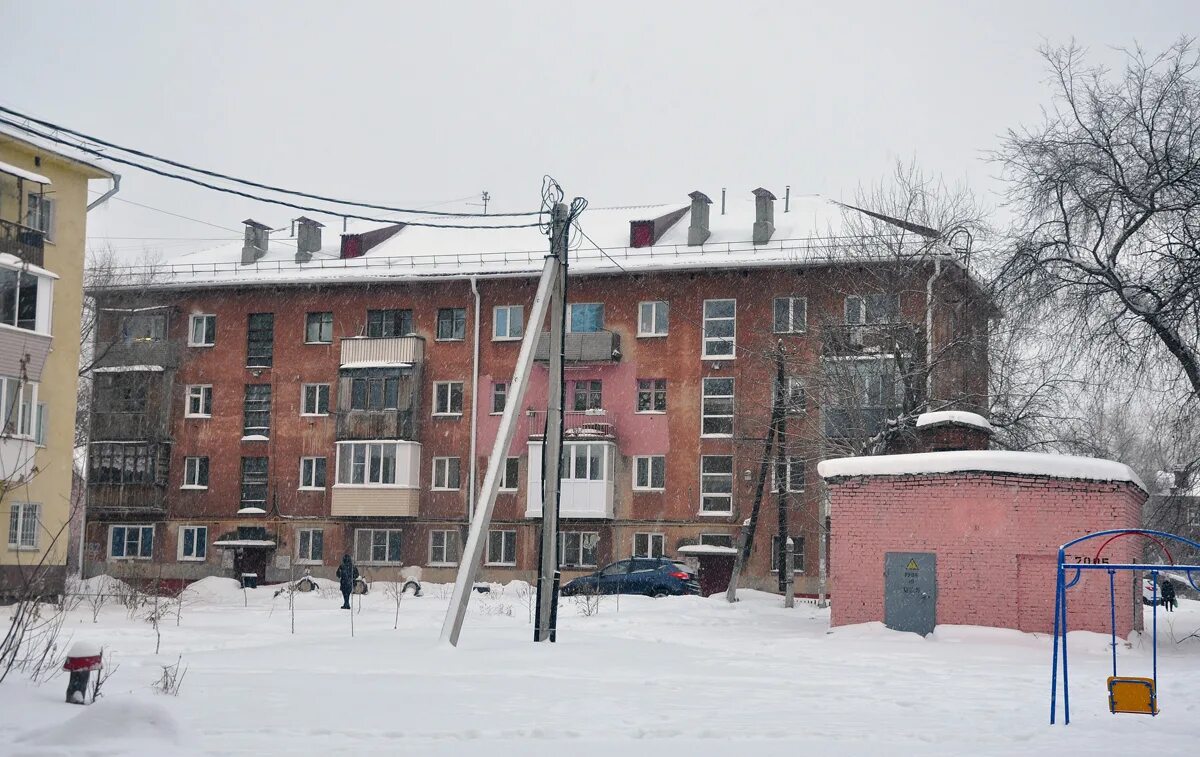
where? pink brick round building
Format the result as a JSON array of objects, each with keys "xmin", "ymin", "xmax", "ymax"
[{"xmin": 819, "ymin": 414, "xmax": 1148, "ymax": 637}]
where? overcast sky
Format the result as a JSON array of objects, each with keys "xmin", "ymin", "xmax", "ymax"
[{"xmin": 2, "ymin": 1, "xmax": 1195, "ymax": 261}]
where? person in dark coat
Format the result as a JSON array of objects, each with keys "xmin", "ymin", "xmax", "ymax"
[
  {"xmin": 336, "ymin": 554, "xmax": 358, "ymax": 609},
  {"xmin": 1160, "ymin": 579, "xmax": 1177, "ymax": 612}
]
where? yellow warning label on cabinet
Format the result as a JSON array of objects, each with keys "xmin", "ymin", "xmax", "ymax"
[{"xmin": 906, "ymin": 559, "xmax": 919, "ymax": 571}]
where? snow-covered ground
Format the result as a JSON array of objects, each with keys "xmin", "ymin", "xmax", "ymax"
[{"xmin": 3, "ymin": 576, "xmax": 1199, "ymax": 756}]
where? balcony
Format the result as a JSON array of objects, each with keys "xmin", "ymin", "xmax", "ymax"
[
  {"xmin": 524, "ymin": 409, "xmax": 616, "ymax": 440},
  {"xmin": 0, "ymin": 219, "xmax": 44, "ymax": 267},
  {"xmin": 330, "ymin": 440, "xmax": 421, "ymax": 517},
  {"xmin": 335, "ymin": 409, "xmax": 416, "ymax": 440},
  {"xmin": 534, "ymin": 330, "xmax": 621, "ymax": 363},
  {"xmin": 86, "ymin": 440, "xmax": 170, "ymax": 516},
  {"xmin": 822, "ymin": 323, "xmax": 922, "ymax": 357},
  {"xmin": 0, "ymin": 328, "xmax": 52, "ymax": 382},
  {"xmin": 0, "ymin": 435, "xmax": 37, "ymax": 482},
  {"xmin": 92, "ymin": 339, "xmax": 181, "ymax": 370},
  {"xmin": 340, "ymin": 335, "xmax": 424, "ymax": 368},
  {"xmin": 525, "ymin": 439, "xmax": 616, "ymax": 520}
]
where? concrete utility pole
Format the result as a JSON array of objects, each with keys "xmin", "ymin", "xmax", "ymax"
[{"xmin": 535, "ymin": 202, "xmax": 569, "ymax": 642}]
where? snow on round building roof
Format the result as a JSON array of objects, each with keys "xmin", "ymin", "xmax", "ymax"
[
  {"xmin": 817, "ymin": 450, "xmax": 1147, "ymax": 493},
  {"xmin": 915, "ymin": 410, "xmax": 994, "ymax": 433}
]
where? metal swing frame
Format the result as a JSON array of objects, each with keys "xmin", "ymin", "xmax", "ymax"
[{"xmin": 1050, "ymin": 528, "xmax": 1200, "ymax": 724}]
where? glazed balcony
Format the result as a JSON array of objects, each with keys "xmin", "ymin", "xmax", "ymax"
[
  {"xmin": 339, "ymin": 335, "xmax": 424, "ymax": 368},
  {"xmin": 525, "ymin": 438, "xmax": 616, "ymax": 520}
]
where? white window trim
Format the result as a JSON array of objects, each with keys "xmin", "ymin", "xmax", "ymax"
[
  {"xmin": 700, "ymin": 377, "xmax": 735, "ymax": 438},
  {"xmin": 333, "ymin": 440, "xmax": 411, "ymax": 488},
  {"xmin": 432, "ymin": 381, "xmax": 464, "ymax": 417},
  {"xmin": 354, "ymin": 527, "xmax": 403, "ymax": 566},
  {"xmin": 701, "ymin": 298, "xmax": 737, "ymax": 359},
  {"xmin": 181, "ymin": 456, "xmax": 209, "ymax": 490},
  {"xmin": 184, "ymin": 385, "xmax": 213, "ymax": 418},
  {"xmin": 558, "ymin": 531, "xmax": 600, "ymax": 568},
  {"xmin": 632, "ymin": 455, "xmax": 666, "ymax": 491},
  {"xmin": 177, "ymin": 525, "xmax": 207, "ymax": 562},
  {"xmin": 773, "ymin": 296, "xmax": 808, "ymax": 334},
  {"xmin": 431, "ymin": 457, "xmax": 461, "ymax": 491},
  {"xmin": 304, "ymin": 313, "xmax": 334, "ymax": 345},
  {"xmin": 299, "ymin": 456, "xmax": 326, "ymax": 491},
  {"xmin": 428, "ymin": 529, "xmax": 461, "ymax": 567},
  {"xmin": 108, "ymin": 524, "xmax": 154, "ymax": 561},
  {"xmin": 498, "ymin": 457, "xmax": 519, "ymax": 491},
  {"xmin": 300, "ymin": 383, "xmax": 330, "ymax": 417},
  {"xmin": 771, "ymin": 457, "xmax": 806, "ymax": 493},
  {"xmin": 187, "ymin": 314, "xmax": 216, "ymax": 347},
  {"xmin": 637, "ymin": 300, "xmax": 669, "ymax": 338},
  {"xmin": 699, "ymin": 455, "xmax": 734, "ymax": 516},
  {"xmin": 7, "ymin": 502, "xmax": 39, "ymax": 550},
  {"xmin": 492, "ymin": 304, "xmax": 524, "ymax": 341},
  {"xmin": 770, "ymin": 535, "xmax": 806, "ymax": 574},
  {"xmin": 296, "ymin": 528, "xmax": 324, "ymax": 565},
  {"xmin": 491, "ymin": 382, "xmax": 507, "ymax": 415},
  {"xmin": 485, "ymin": 529, "xmax": 517, "ymax": 566},
  {"xmin": 635, "ymin": 378, "xmax": 667, "ymax": 415},
  {"xmin": 566, "ymin": 302, "xmax": 605, "ymax": 334},
  {"xmin": 632, "ymin": 532, "xmax": 665, "ymax": 558}
]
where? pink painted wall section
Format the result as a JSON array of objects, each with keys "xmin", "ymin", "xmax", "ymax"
[{"xmin": 828, "ymin": 473, "xmax": 1146, "ymax": 636}]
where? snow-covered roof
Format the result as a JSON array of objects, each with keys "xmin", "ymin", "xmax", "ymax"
[
  {"xmin": 818, "ymin": 450, "xmax": 1147, "ymax": 493},
  {"xmin": 0, "ymin": 158, "xmax": 50, "ymax": 185},
  {"xmin": 107, "ymin": 194, "xmax": 953, "ymax": 290},
  {"xmin": 236, "ymin": 506, "xmax": 267, "ymax": 514},
  {"xmin": 915, "ymin": 410, "xmax": 993, "ymax": 433}
]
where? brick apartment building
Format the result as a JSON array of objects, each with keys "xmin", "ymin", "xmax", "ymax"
[{"xmin": 82, "ymin": 189, "xmax": 992, "ymax": 593}]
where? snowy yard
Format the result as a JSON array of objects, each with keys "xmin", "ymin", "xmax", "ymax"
[{"xmin": 3, "ymin": 577, "xmax": 1199, "ymax": 756}]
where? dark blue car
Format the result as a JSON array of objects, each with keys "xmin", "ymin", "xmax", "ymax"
[{"xmin": 560, "ymin": 558, "xmax": 700, "ymax": 597}]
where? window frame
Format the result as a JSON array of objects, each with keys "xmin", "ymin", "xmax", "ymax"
[
  {"xmin": 699, "ymin": 455, "xmax": 734, "ymax": 515},
  {"xmin": 845, "ymin": 293, "xmax": 900, "ymax": 325},
  {"xmin": 635, "ymin": 378, "xmax": 667, "ymax": 414},
  {"xmin": 301, "ymin": 383, "xmax": 331, "ymax": 416},
  {"xmin": 562, "ymin": 442, "xmax": 609, "ymax": 482},
  {"xmin": 184, "ymin": 385, "xmax": 212, "ymax": 418},
  {"xmin": 701, "ymin": 298, "xmax": 736, "ymax": 359},
  {"xmin": 428, "ymin": 529, "xmax": 461, "ymax": 567},
  {"xmin": 108, "ymin": 524, "xmax": 154, "ymax": 560},
  {"xmin": 188, "ymin": 314, "xmax": 217, "ymax": 347},
  {"xmin": 296, "ymin": 528, "xmax": 324, "ymax": 564},
  {"xmin": 335, "ymin": 441, "xmax": 407, "ymax": 487},
  {"xmin": 558, "ymin": 531, "xmax": 599, "ymax": 568},
  {"xmin": 498, "ymin": 457, "xmax": 520, "ymax": 491},
  {"xmin": 492, "ymin": 381, "xmax": 507, "ymax": 415},
  {"xmin": 299, "ymin": 456, "xmax": 327, "ymax": 490},
  {"xmin": 771, "ymin": 456, "xmax": 806, "ymax": 493},
  {"xmin": 354, "ymin": 527, "xmax": 403, "ymax": 565},
  {"xmin": 786, "ymin": 377, "xmax": 807, "ymax": 414},
  {"xmin": 242, "ymin": 384, "xmax": 272, "ymax": 437},
  {"xmin": 431, "ymin": 456, "xmax": 462, "ymax": 491},
  {"xmin": 632, "ymin": 455, "xmax": 666, "ymax": 491},
  {"xmin": 566, "ymin": 303, "xmax": 605, "ymax": 334},
  {"xmin": 699, "ymin": 533, "xmax": 735, "ymax": 548},
  {"xmin": 492, "ymin": 304, "xmax": 525, "ymax": 341},
  {"xmin": 26, "ymin": 193, "xmax": 55, "ymax": 242},
  {"xmin": 7, "ymin": 502, "xmax": 39, "ymax": 549},
  {"xmin": 572, "ymin": 379, "xmax": 603, "ymax": 412},
  {"xmin": 632, "ymin": 532, "xmax": 665, "ymax": 558},
  {"xmin": 305, "ymin": 312, "xmax": 334, "ymax": 344},
  {"xmin": 178, "ymin": 525, "xmax": 207, "ymax": 562},
  {"xmin": 773, "ymin": 296, "xmax": 807, "ymax": 334},
  {"xmin": 701, "ymin": 377, "xmax": 735, "ymax": 438},
  {"xmin": 771, "ymin": 534, "xmax": 806, "ymax": 574},
  {"xmin": 637, "ymin": 300, "xmax": 669, "ymax": 337},
  {"xmin": 240, "ymin": 456, "xmax": 269, "ymax": 507},
  {"xmin": 182, "ymin": 456, "xmax": 209, "ymax": 489},
  {"xmin": 366, "ymin": 308, "xmax": 414, "ymax": 338},
  {"xmin": 433, "ymin": 381, "xmax": 464, "ymax": 416},
  {"xmin": 246, "ymin": 313, "xmax": 275, "ymax": 368},
  {"xmin": 486, "ymin": 529, "xmax": 517, "ymax": 566},
  {"xmin": 436, "ymin": 307, "xmax": 467, "ymax": 341}
]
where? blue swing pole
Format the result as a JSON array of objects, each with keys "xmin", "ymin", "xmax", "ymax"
[
  {"xmin": 1050, "ymin": 562, "xmax": 1063, "ymax": 724},
  {"xmin": 1108, "ymin": 569, "xmax": 1117, "ymax": 679},
  {"xmin": 1151, "ymin": 570, "xmax": 1158, "ymax": 700}
]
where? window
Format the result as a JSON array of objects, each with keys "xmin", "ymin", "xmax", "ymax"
[
  {"xmin": 701, "ymin": 378, "xmax": 734, "ymax": 437},
  {"xmin": 8, "ymin": 503, "xmax": 38, "ymax": 549},
  {"xmin": 34, "ymin": 403, "xmax": 46, "ymax": 446},
  {"xmin": 558, "ymin": 531, "xmax": 599, "ymax": 568},
  {"xmin": 299, "ymin": 457, "xmax": 327, "ymax": 489},
  {"xmin": 122, "ymin": 314, "xmax": 166, "ymax": 343},
  {"xmin": 26, "ymin": 193, "xmax": 55, "ymax": 240},
  {"xmin": 638, "ymin": 301, "xmax": 669, "ymax": 336},
  {"xmin": 700, "ymin": 455, "xmax": 734, "ymax": 514},
  {"xmin": 563, "ymin": 443, "xmax": 607, "ymax": 481},
  {"xmin": 366, "ymin": 309, "xmax": 414, "ymax": 338},
  {"xmin": 305, "ymin": 312, "xmax": 333, "ymax": 344},
  {"xmin": 772, "ymin": 457, "xmax": 806, "ymax": 493},
  {"xmin": 702, "ymin": 299, "xmax": 736, "ymax": 358},
  {"xmin": 240, "ymin": 457, "xmax": 268, "ymax": 506},
  {"xmin": 0, "ymin": 267, "xmax": 41, "ymax": 332},
  {"xmin": 700, "ymin": 533, "xmax": 735, "ymax": 548},
  {"xmin": 429, "ymin": 530, "xmax": 461, "ymax": 566},
  {"xmin": 771, "ymin": 535, "xmax": 805, "ymax": 574},
  {"xmin": 0, "ymin": 377, "xmax": 36, "ymax": 436},
  {"xmin": 633, "ymin": 456, "xmax": 666, "ymax": 490},
  {"xmin": 432, "ymin": 457, "xmax": 461, "ymax": 490},
  {"xmin": 436, "ymin": 308, "xmax": 466, "ymax": 341},
  {"xmin": 350, "ymin": 375, "xmax": 400, "ymax": 410},
  {"xmin": 433, "ymin": 381, "xmax": 464, "ymax": 416},
  {"xmin": 493, "ymin": 305, "xmax": 524, "ymax": 340},
  {"xmin": 185, "ymin": 385, "xmax": 213, "ymax": 417},
  {"xmin": 486, "ymin": 530, "xmax": 517, "ymax": 566},
  {"xmin": 182, "ymin": 456, "xmax": 209, "ymax": 489},
  {"xmin": 354, "ymin": 528, "xmax": 403, "ymax": 564},
  {"xmin": 845, "ymin": 294, "xmax": 899, "ymax": 325},
  {"xmin": 499, "ymin": 457, "xmax": 519, "ymax": 490},
  {"xmin": 773, "ymin": 296, "xmax": 807, "ymax": 334},
  {"xmin": 109, "ymin": 524, "xmax": 153, "ymax": 559},
  {"xmin": 336, "ymin": 442, "xmax": 405, "ymax": 485},
  {"xmin": 178, "ymin": 526, "xmax": 207, "ymax": 561},
  {"xmin": 88, "ymin": 442, "xmax": 162, "ymax": 485},
  {"xmin": 823, "ymin": 357, "xmax": 901, "ymax": 438},
  {"xmin": 301, "ymin": 384, "xmax": 330, "ymax": 415},
  {"xmin": 572, "ymin": 380, "xmax": 602, "ymax": 411},
  {"xmin": 96, "ymin": 373, "xmax": 147, "ymax": 414},
  {"xmin": 567, "ymin": 303, "xmax": 604, "ymax": 333},
  {"xmin": 636, "ymin": 379, "xmax": 666, "ymax": 413},
  {"xmin": 297, "ymin": 529, "xmax": 324, "ymax": 563},
  {"xmin": 492, "ymin": 382, "xmax": 508, "ymax": 414},
  {"xmin": 188, "ymin": 314, "xmax": 216, "ymax": 346},
  {"xmin": 786, "ymin": 377, "xmax": 806, "ymax": 414},
  {"xmin": 246, "ymin": 313, "xmax": 274, "ymax": 367},
  {"xmin": 633, "ymin": 532, "xmax": 665, "ymax": 558},
  {"xmin": 243, "ymin": 385, "xmax": 271, "ymax": 436}
]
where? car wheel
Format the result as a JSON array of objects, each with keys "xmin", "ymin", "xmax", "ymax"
[{"xmin": 651, "ymin": 589, "xmax": 670, "ymax": 598}]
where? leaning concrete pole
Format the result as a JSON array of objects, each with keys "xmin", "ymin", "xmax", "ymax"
[
  {"xmin": 441, "ymin": 252, "xmax": 561, "ymax": 647},
  {"xmin": 535, "ymin": 203, "xmax": 570, "ymax": 642}
]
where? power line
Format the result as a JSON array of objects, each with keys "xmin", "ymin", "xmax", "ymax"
[
  {"xmin": 87, "ymin": 190, "xmax": 243, "ymax": 233},
  {"xmin": 1, "ymin": 116, "xmax": 543, "ymax": 230},
  {"xmin": 0, "ymin": 104, "xmax": 540, "ymax": 218}
]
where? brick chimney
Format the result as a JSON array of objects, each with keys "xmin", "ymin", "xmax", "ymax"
[
  {"xmin": 241, "ymin": 219, "xmax": 271, "ymax": 265},
  {"xmin": 752, "ymin": 188, "xmax": 776, "ymax": 244},
  {"xmin": 687, "ymin": 191, "xmax": 712, "ymax": 246},
  {"xmin": 913, "ymin": 411, "xmax": 993, "ymax": 452},
  {"xmin": 294, "ymin": 216, "xmax": 324, "ymax": 263}
]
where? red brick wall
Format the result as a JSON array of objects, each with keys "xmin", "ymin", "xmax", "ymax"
[{"xmin": 828, "ymin": 472, "xmax": 1146, "ymax": 636}]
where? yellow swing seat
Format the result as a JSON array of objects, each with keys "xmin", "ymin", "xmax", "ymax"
[{"xmin": 1107, "ymin": 676, "xmax": 1158, "ymax": 715}]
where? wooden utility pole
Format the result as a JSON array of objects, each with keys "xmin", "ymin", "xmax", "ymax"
[
  {"xmin": 726, "ymin": 346, "xmax": 786, "ymax": 603},
  {"xmin": 775, "ymin": 343, "xmax": 790, "ymax": 600},
  {"xmin": 534, "ymin": 201, "xmax": 569, "ymax": 642}
]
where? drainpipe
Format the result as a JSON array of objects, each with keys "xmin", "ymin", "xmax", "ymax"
[
  {"xmin": 86, "ymin": 173, "xmax": 121, "ymax": 211},
  {"xmin": 468, "ymin": 275, "xmax": 481, "ymax": 519}
]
